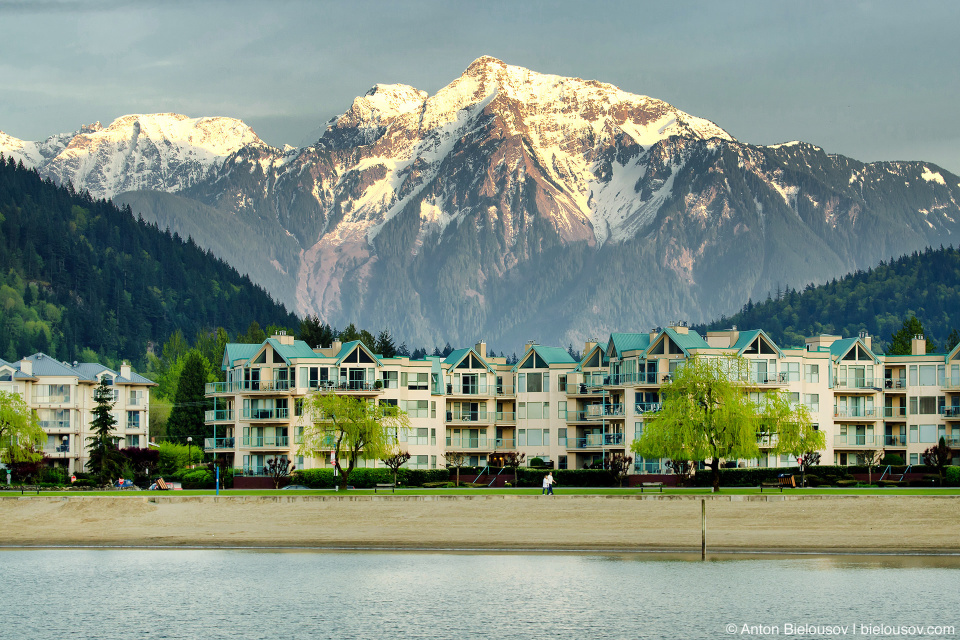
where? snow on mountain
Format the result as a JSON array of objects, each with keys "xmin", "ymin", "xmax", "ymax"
[{"xmin": 3, "ymin": 114, "xmax": 265, "ymax": 199}]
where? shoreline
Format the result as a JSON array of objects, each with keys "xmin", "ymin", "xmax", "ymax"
[{"xmin": 3, "ymin": 494, "xmax": 959, "ymax": 554}]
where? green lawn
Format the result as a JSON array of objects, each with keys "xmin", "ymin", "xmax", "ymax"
[{"xmin": 6, "ymin": 486, "xmax": 960, "ymax": 497}]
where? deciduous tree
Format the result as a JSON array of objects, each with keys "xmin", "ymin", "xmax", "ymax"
[
  {"xmin": 0, "ymin": 390, "xmax": 45, "ymax": 464},
  {"xmin": 264, "ymin": 456, "xmax": 295, "ymax": 489},
  {"xmin": 444, "ymin": 450, "xmax": 467, "ymax": 487},
  {"xmin": 381, "ymin": 450, "xmax": 411, "ymax": 486},
  {"xmin": 298, "ymin": 394, "xmax": 410, "ymax": 490},
  {"xmin": 922, "ymin": 437, "xmax": 953, "ymax": 486},
  {"xmin": 608, "ymin": 452, "xmax": 634, "ymax": 487}
]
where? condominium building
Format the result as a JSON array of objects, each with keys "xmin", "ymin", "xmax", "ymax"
[
  {"xmin": 205, "ymin": 326, "xmax": 960, "ymax": 477},
  {"xmin": 0, "ymin": 354, "xmax": 155, "ymax": 474}
]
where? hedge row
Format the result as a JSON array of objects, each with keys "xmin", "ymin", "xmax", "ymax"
[
  {"xmin": 515, "ymin": 468, "xmax": 617, "ymax": 488},
  {"xmin": 291, "ymin": 468, "xmax": 451, "ymax": 488},
  {"xmin": 946, "ymin": 466, "xmax": 960, "ymax": 487},
  {"xmin": 691, "ymin": 466, "xmax": 857, "ymax": 487}
]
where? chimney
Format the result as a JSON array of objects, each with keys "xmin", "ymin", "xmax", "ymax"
[
  {"xmin": 858, "ymin": 330, "xmax": 872, "ymax": 351},
  {"xmin": 912, "ymin": 335, "xmax": 926, "ymax": 356},
  {"xmin": 331, "ymin": 340, "xmax": 342, "ymax": 353},
  {"xmin": 19, "ymin": 358, "xmax": 32, "ymax": 376},
  {"xmin": 120, "ymin": 362, "xmax": 132, "ymax": 379},
  {"xmin": 273, "ymin": 331, "xmax": 294, "ymax": 345},
  {"xmin": 584, "ymin": 341, "xmax": 596, "ymax": 356},
  {"xmin": 525, "ymin": 341, "xmax": 537, "ymax": 353},
  {"xmin": 474, "ymin": 342, "xmax": 487, "ymax": 358}
]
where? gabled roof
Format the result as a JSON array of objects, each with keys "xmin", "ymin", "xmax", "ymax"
[
  {"xmin": 512, "ymin": 345, "xmax": 576, "ymax": 372},
  {"xmin": 21, "ymin": 353, "xmax": 93, "ymax": 380},
  {"xmin": 644, "ymin": 328, "xmax": 711, "ymax": 358},
  {"xmin": 830, "ymin": 337, "xmax": 880, "ymax": 364},
  {"xmin": 608, "ymin": 333, "xmax": 651, "ymax": 359},
  {"xmin": 732, "ymin": 329, "xmax": 783, "ymax": 358},
  {"xmin": 73, "ymin": 363, "xmax": 156, "ymax": 386},
  {"xmin": 266, "ymin": 338, "xmax": 320, "ymax": 361},
  {"xmin": 574, "ymin": 343, "xmax": 607, "ymax": 372},
  {"xmin": 443, "ymin": 347, "xmax": 494, "ymax": 372},
  {"xmin": 335, "ymin": 340, "xmax": 382, "ymax": 366},
  {"xmin": 222, "ymin": 343, "xmax": 261, "ymax": 370}
]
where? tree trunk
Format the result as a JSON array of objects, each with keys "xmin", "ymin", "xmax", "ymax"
[{"xmin": 711, "ymin": 458, "xmax": 721, "ymax": 493}]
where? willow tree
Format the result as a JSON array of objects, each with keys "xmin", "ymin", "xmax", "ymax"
[
  {"xmin": 631, "ymin": 356, "xmax": 819, "ymax": 492},
  {"xmin": 298, "ymin": 394, "xmax": 410, "ymax": 490},
  {"xmin": 0, "ymin": 390, "xmax": 45, "ymax": 465}
]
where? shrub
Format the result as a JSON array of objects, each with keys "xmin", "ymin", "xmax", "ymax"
[
  {"xmin": 835, "ymin": 479, "xmax": 859, "ymax": 487},
  {"xmin": 463, "ymin": 482, "xmax": 488, "ymax": 488},
  {"xmin": 529, "ymin": 457, "xmax": 546, "ymax": 468},
  {"xmin": 423, "ymin": 481, "xmax": 454, "ymax": 488},
  {"xmin": 881, "ymin": 454, "xmax": 905, "ymax": 466},
  {"xmin": 946, "ymin": 466, "xmax": 960, "ymax": 487},
  {"xmin": 516, "ymin": 468, "xmax": 615, "ymax": 488}
]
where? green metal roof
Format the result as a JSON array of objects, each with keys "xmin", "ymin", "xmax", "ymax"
[
  {"xmin": 608, "ymin": 333, "xmax": 651, "ymax": 357},
  {"xmin": 660, "ymin": 327, "xmax": 711, "ymax": 354},
  {"xmin": 443, "ymin": 348, "xmax": 471, "ymax": 366},
  {"xmin": 334, "ymin": 340, "xmax": 382, "ymax": 366},
  {"xmin": 266, "ymin": 338, "xmax": 320, "ymax": 361},
  {"xmin": 829, "ymin": 337, "xmax": 880, "ymax": 363},
  {"xmin": 513, "ymin": 345, "xmax": 577, "ymax": 372},
  {"xmin": 222, "ymin": 343, "xmax": 261, "ymax": 370},
  {"xmin": 731, "ymin": 329, "xmax": 783, "ymax": 358}
]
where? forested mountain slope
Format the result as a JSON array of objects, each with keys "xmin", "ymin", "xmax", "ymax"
[
  {"xmin": 695, "ymin": 246, "xmax": 960, "ymax": 351},
  {"xmin": 0, "ymin": 157, "xmax": 298, "ymax": 364}
]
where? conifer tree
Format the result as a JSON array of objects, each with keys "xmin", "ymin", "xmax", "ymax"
[
  {"xmin": 86, "ymin": 378, "xmax": 122, "ymax": 484},
  {"xmin": 166, "ymin": 350, "xmax": 212, "ymax": 443}
]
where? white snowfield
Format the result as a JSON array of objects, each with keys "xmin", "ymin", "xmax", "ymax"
[{"xmin": 1, "ymin": 113, "xmax": 263, "ymax": 199}]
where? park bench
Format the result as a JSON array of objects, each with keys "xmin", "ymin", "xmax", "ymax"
[
  {"xmin": 638, "ymin": 482, "xmax": 664, "ymax": 493},
  {"xmin": 374, "ymin": 483, "xmax": 395, "ymax": 493},
  {"xmin": 760, "ymin": 475, "xmax": 796, "ymax": 493}
]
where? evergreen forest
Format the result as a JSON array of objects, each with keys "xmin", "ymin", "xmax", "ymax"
[
  {"xmin": 0, "ymin": 156, "xmax": 299, "ymax": 367},
  {"xmin": 696, "ymin": 246, "xmax": 960, "ymax": 353}
]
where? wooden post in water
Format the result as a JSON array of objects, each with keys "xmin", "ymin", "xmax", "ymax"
[{"xmin": 701, "ymin": 498, "xmax": 706, "ymax": 560}]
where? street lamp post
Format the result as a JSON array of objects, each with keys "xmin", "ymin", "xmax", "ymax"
[{"xmin": 187, "ymin": 436, "xmax": 193, "ymax": 468}]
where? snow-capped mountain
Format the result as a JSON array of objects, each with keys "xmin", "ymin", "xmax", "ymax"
[
  {"xmin": 1, "ymin": 113, "xmax": 263, "ymax": 199},
  {"xmin": 9, "ymin": 56, "xmax": 960, "ymax": 348}
]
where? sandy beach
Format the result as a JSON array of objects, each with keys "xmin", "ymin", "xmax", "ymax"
[{"xmin": 1, "ymin": 494, "xmax": 958, "ymax": 553}]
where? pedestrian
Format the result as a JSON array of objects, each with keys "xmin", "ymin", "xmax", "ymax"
[{"xmin": 544, "ymin": 472, "xmax": 555, "ymax": 495}]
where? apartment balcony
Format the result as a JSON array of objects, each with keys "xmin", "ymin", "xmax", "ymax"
[
  {"xmin": 204, "ymin": 437, "xmax": 236, "ymax": 450},
  {"xmin": 568, "ymin": 433, "xmax": 625, "ymax": 449},
  {"xmin": 445, "ymin": 437, "xmax": 491, "ymax": 451},
  {"xmin": 241, "ymin": 408, "xmax": 290, "ymax": 422},
  {"xmin": 634, "ymin": 402, "xmax": 663, "ymax": 414},
  {"xmin": 445, "ymin": 383, "xmax": 492, "ymax": 398},
  {"xmin": 940, "ymin": 407, "xmax": 960, "ymax": 419},
  {"xmin": 205, "ymin": 380, "xmax": 294, "ymax": 394},
  {"xmin": 608, "ymin": 372, "xmax": 659, "ymax": 386},
  {"xmin": 205, "ymin": 409, "xmax": 235, "ymax": 422},
  {"xmin": 495, "ymin": 385, "xmax": 516, "ymax": 397},
  {"xmin": 883, "ymin": 407, "xmax": 907, "ymax": 418},
  {"xmin": 882, "ymin": 435, "xmax": 907, "ymax": 447},
  {"xmin": 495, "ymin": 411, "xmax": 516, "ymax": 423},
  {"xmin": 757, "ymin": 433, "xmax": 780, "ymax": 448},
  {"xmin": 834, "ymin": 378, "xmax": 881, "ymax": 392},
  {"xmin": 125, "ymin": 422, "xmax": 142, "ymax": 431},
  {"xmin": 494, "ymin": 438, "xmax": 516, "ymax": 450},
  {"xmin": 567, "ymin": 382, "xmax": 608, "ymax": 397},
  {"xmin": 833, "ymin": 434, "xmax": 879, "ymax": 447},
  {"xmin": 946, "ymin": 435, "xmax": 960, "ymax": 446},
  {"xmin": 39, "ymin": 420, "xmax": 72, "ymax": 432},
  {"xmin": 744, "ymin": 372, "xmax": 790, "ymax": 386},
  {"xmin": 941, "ymin": 377, "xmax": 960, "ymax": 390},
  {"xmin": 883, "ymin": 378, "xmax": 907, "ymax": 391},
  {"xmin": 568, "ymin": 406, "xmax": 622, "ymax": 422},
  {"xmin": 445, "ymin": 411, "xmax": 493, "ymax": 425},
  {"xmin": 833, "ymin": 408, "xmax": 880, "ymax": 420},
  {"xmin": 241, "ymin": 436, "xmax": 290, "ymax": 449}
]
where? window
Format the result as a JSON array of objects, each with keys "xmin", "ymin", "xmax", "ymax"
[
  {"xmin": 405, "ymin": 400, "xmax": 429, "ymax": 418},
  {"xmin": 382, "ymin": 371, "xmax": 398, "ymax": 389},
  {"xmin": 783, "ymin": 362, "xmax": 800, "ymax": 381},
  {"xmin": 518, "ymin": 402, "xmax": 526, "ymax": 419},
  {"xmin": 558, "ymin": 375, "xmax": 567, "ymax": 392},
  {"xmin": 804, "ymin": 394, "xmax": 819, "ymax": 413},
  {"xmin": 525, "ymin": 372, "xmax": 543, "ymax": 392},
  {"xmin": 919, "ymin": 424, "xmax": 938, "ymax": 443},
  {"xmin": 126, "ymin": 411, "xmax": 140, "ymax": 430},
  {"xmin": 558, "ymin": 428, "xmax": 567, "ymax": 447},
  {"xmin": 558, "ymin": 401, "xmax": 567, "ymax": 419},
  {"xmin": 430, "ymin": 401, "xmax": 436, "ymax": 419},
  {"xmin": 526, "ymin": 402, "xmax": 544, "ymax": 419},
  {"xmin": 558, "ymin": 455, "xmax": 568, "ymax": 470},
  {"xmin": 804, "ymin": 364, "xmax": 819, "ymax": 384},
  {"xmin": 127, "ymin": 435, "xmax": 140, "ymax": 448},
  {"xmin": 911, "ymin": 396, "xmax": 941, "ymax": 414}
]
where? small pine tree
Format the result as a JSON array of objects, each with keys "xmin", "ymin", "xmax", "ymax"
[{"xmin": 86, "ymin": 378, "xmax": 122, "ymax": 484}]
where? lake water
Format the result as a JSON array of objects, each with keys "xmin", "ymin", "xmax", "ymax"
[{"xmin": 2, "ymin": 550, "xmax": 958, "ymax": 639}]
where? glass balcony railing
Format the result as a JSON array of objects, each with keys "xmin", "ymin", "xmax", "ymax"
[
  {"xmin": 833, "ymin": 408, "xmax": 879, "ymax": 418},
  {"xmin": 746, "ymin": 372, "xmax": 789, "ymax": 385},
  {"xmin": 38, "ymin": 420, "xmax": 71, "ymax": 431},
  {"xmin": 569, "ymin": 433, "xmax": 625, "ymax": 448},
  {"xmin": 635, "ymin": 402, "xmax": 662, "ymax": 414},
  {"xmin": 241, "ymin": 436, "xmax": 290, "ymax": 448},
  {"xmin": 494, "ymin": 438, "xmax": 516, "ymax": 449},
  {"xmin": 883, "ymin": 407, "xmax": 906, "ymax": 418},
  {"xmin": 445, "ymin": 411, "xmax": 492, "ymax": 424},
  {"xmin": 883, "ymin": 378, "xmax": 907, "ymax": 390},
  {"xmin": 204, "ymin": 437, "xmax": 236, "ymax": 449},
  {"xmin": 834, "ymin": 378, "xmax": 879, "ymax": 390},
  {"xmin": 205, "ymin": 409, "xmax": 234, "ymax": 422},
  {"xmin": 242, "ymin": 408, "xmax": 289, "ymax": 420},
  {"xmin": 206, "ymin": 380, "xmax": 294, "ymax": 394},
  {"xmin": 833, "ymin": 434, "xmax": 877, "ymax": 446},
  {"xmin": 446, "ymin": 383, "xmax": 489, "ymax": 396},
  {"xmin": 940, "ymin": 407, "xmax": 960, "ymax": 418},
  {"xmin": 882, "ymin": 435, "xmax": 907, "ymax": 446},
  {"xmin": 445, "ymin": 437, "xmax": 490, "ymax": 450},
  {"xmin": 495, "ymin": 411, "xmax": 516, "ymax": 422}
]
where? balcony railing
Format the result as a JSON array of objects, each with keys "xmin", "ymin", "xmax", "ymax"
[
  {"xmin": 746, "ymin": 372, "xmax": 789, "ymax": 385},
  {"xmin": 883, "ymin": 378, "xmax": 907, "ymax": 390},
  {"xmin": 494, "ymin": 438, "xmax": 516, "ymax": 449},
  {"xmin": 568, "ymin": 382, "xmax": 607, "ymax": 395},
  {"xmin": 834, "ymin": 434, "xmax": 878, "ymax": 446},
  {"xmin": 445, "ymin": 437, "xmax": 490, "ymax": 450},
  {"xmin": 205, "ymin": 409, "xmax": 235, "ymax": 422},
  {"xmin": 634, "ymin": 461, "xmax": 663, "ymax": 474},
  {"xmin": 569, "ymin": 433, "xmax": 625, "ymax": 448},
  {"xmin": 941, "ymin": 377, "xmax": 960, "ymax": 390},
  {"xmin": 940, "ymin": 407, "xmax": 960, "ymax": 419},
  {"xmin": 834, "ymin": 378, "xmax": 879, "ymax": 390},
  {"xmin": 608, "ymin": 372, "xmax": 659, "ymax": 386},
  {"xmin": 635, "ymin": 402, "xmax": 662, "ymax": 414},
  {"xmin": 206, "ymin": 380, "xmax": 294, "ymax": 394},
  {"xmin": 242, "ymin": 408, "xmax": 289, "ymax": 420},
  {"xmin": 445, "ymin": 411, "xmax": 492, "ymax": 424},
  {"xmin": 126, "ymin": 421, "xmax": 141, "ymax": 431},
  {"xmin": 39, "ymin": 420, "xmax": 71, "ymax": 431},
  {"xmin": 882, "ymin": 435, "xmax": 907, "ymax": 446},
  {"xmin": 495, "ymin": 411, "xmax": 516, "ymax": 422},
  {"xmin": 446, "ymin": 383, "xmax": 489, "ymax": 396},
  {"xmin": 883, "ymin": 407, "xmax": 906, "ymax": 418},
  {"xmin": 945, "ymin": 435, "xmax": 960, "ymax": 446},
  {"xmin": 241, "ymin": 436, "xmax": 290, "ymax": 448},
  {"xmin": 833, "ymin": 408, "xmax": 879, "ymax": 418},
  {"xmin": 204, "ymin": 437, "xmax": 236, "ymax": 449}
]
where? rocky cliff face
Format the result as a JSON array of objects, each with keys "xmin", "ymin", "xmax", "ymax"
[{"xmin": 9, "ymin": 57, "xmax": 960, "ymax": 348}]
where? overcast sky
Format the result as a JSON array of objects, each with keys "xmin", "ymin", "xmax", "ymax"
[{"xmin": 2, "ymin": 0, "xmax": 958, "ymax": 173}]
